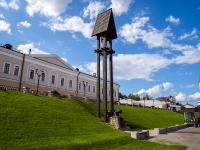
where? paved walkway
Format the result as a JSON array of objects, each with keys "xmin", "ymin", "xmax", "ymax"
[{"xmin": 149, "ymin": 127, "xmax": 200, "ymax": 150}]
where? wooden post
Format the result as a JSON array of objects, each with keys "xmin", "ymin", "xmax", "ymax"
[
  {"xmin": 96, "ymin": 35, "xmax": 101, "ymax": 118},
  {"xmin": 102, "ymin": 36, "xmax": 107, "ymax": 122},
  {"xmin": 109, "ymin": 39, "xmax": 114, "ymax": 113}
]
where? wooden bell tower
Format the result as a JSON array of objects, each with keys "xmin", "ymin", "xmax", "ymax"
[{"xmin": 91, "ymin": 8, "xmax": 117, "ymax": 122}]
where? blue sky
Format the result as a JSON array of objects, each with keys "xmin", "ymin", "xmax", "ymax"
[{"xmin": 1, "ymin": 0, "xmax": 200, "ymax": 105}]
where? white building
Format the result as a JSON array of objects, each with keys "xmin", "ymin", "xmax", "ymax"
[{"xmin": 0, "ymin": 44, "xmax": 119, "ymax": 101}]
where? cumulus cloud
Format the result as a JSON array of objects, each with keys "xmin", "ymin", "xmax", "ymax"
[
  {"xmin": 119, "ymin": 16, "xmax": 173, "ymax": 48},
  {"xmin": 176, "ymin": 92, "xmax": 200, "ymax": 102},
  {"xmin": 175, "ymin": 92, "xmax": 187, "ymax": 101},
  {"xmin": 83, "ymin": 1, "xmax": 105, "ymax": 20},
  {"xmin": 42, "ymin": 16, "xmax": 93, "ymax": 38},
  {"xmin": 0, "ymin": 0, "xmax": 19, "ymax": 10},
  {"xmin": 25, "ymin": 0, "xmax": 72, "ymax": 17},
  {"xmin": 119, "ymin": 15, "xmax": 200, "ymax": 65},
  {"xmin": 135, "ymin": 82, "xmax": 174, "ymax": 98},
  {"xmin": 119, "ymin": 16, "xmax": 149, "ymax": 43},
  {"xmin": 85, "ymin": 53, "xmax": 173, "ymax": 81},
  {"xmin": 17, "ymin": 43, "xmax": 48, "ymax": 54},
  {"xmin": 165, "ymin": 15, "xmax": 180, "ymax": 25},
  {"xmin": 109, "ymin": 0, "xmax": 132, "ymax": 16},
  {"xmin": 0, "ymin": 20, "xmax": 11, "ymax": 34},
  {"xmin": 179, "ymin": 28, "xmax": 198, "ymax": 40},
  {"xmin": 175, "ymin": 43, "xmax": 200, "ymax": 64},
  {"xmin": 17, "ymin": 21, "xmax": 31, "ymax": 28}
]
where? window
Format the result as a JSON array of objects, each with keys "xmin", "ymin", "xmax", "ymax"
[
  {"xmin": 93, "ymin": 86, "xmax": 95, "ymax": 93},
  {"xmin": 114, "ymin": 91, "xmax": 116, "ymax": 97},
  {"xmin": 30, "ymin": 70, "xmax": 34, "ymax": 79},
  {"xmin": 3, "ymin": 63, "xmax": 10, "ymax": 74},
  {"xmin": 51, "ymin": 75, "xmax": 55, "ymax": 84},
  {"xmin": 61, "ymin": 77, "xmax": 64, "ymax": 86},
  {"xmin": 41, "ymin": 72, "xmax": 45, "ymax": 81},
  {"xmin": 88, "ymin": 85, "xmax": 90, "ymax": 92},
  {"xmin": 102, "ymin": 88, "xmax": 103, "ymax": 94},
  {"xmin": 14, "ymin": 65, "xmax": 19, "ymax": 76},
  {"xmin": 69, "ymin": 80, "xmax": 72, "ymax": 88},
  {"xmin": 78, "ymin": 82, "xmax": 81, "ymax": 90}
]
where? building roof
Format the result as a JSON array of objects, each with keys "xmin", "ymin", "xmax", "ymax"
[
  {"xmin": 30, "ymin": 54, "xmax": 75, "ymax": 70},
  {"xmin": 91, "ymin": 8, "xmax": 117, "ymax": 40}
]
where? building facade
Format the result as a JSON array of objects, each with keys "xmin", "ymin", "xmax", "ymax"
[{"xmin": 0, "ymin": 45, "xmax": 119, "ymax": 101}]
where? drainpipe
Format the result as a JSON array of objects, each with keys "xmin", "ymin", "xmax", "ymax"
[
  {"xmin": 76, "ymin": 68, "xmax": 80, "ymax": 97},
  {"xmin": 19, "ymin": 53, "xmax": 25, "ymax": 91}
]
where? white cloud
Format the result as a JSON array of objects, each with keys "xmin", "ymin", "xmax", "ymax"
[
  {"xmin": 163, "ymin": 82, "xmax": 174, "ymax": 90},
  {"xmin": 188, "ymin": 92, "xmax": 200, "ymax": 100},
  {"xmin": 0, "ymin": 0, "xmax": 7, "ymax": 8},
  {"xmin": 0, "ymin": 20, "xmax": 11, "ymax": 34},
  {"xmin": 175, "ymin": 43, "xmax": 200, "ymax": 64},
  {"xmin": 0, "ymin": 0, "xmax": 19, "ymax": 10},
  {"xmin": 61, "ymin": 57, "xmax": 67, "ymax": 62},
  {"xmin": 119, "ymin": 16, "xmax": 149, "ymax": 44},
  {"xmin": 17, "ymin": 21, "xmax": 31, "ymax": 28},
  {"xmin": 9, "ymin": 0, "xmax": 19, "ymax": 10},
  {"xmin": 142, "ymin": 26, "xmax": 173, "ymax": 49},
  {"xmin": 176, "ymin": 92, "xmax": 200, "ymax": 102},
  {"xmin": 119, "ymin": 16, "xmax": 200, "ymax": 65},
  {"xmin": 109, "ymin": 0, "xmax": 132, "ymax": 16},
  {"xmin": 135, "ymin": 82, "xmax": 174, "ymax": 98},
  {"xmin": 17, "ymin": 43, "xmax": 48, "ymax": 54},
  {"xmin": 25, "ymin": 0, "xmax": 72, "ymax": 17},
  {"xmin": 43, "ymin": 16, "xmax": 93, "ymax": 38},
  {"xmin": 85, "ymin": 53, "xmax": 173, "ymax": 81},
  {"xmin": 83, "ymin": 1, "xmax": 105, "ymax": 20},
  {"xmin": 185, "ymin": 84, "xmax": 195, "ymax": 88},
  {"xmin": 119, "ymin": 16, "xmax": 173, "ymax": 48},
  {"xmin": 175, "ymin": 92, "xmax": 187, "ymax": 101},
  {"xmin": 179, "ymin": 28, "xmax": 198, "ymax": 40},
  {"xmin": 0, "ymin": 13, "xmax": 4, "ymax": 18},
  {"xmin": 165, "ymin": 15, "xmax": 180, "ymax": 25}
]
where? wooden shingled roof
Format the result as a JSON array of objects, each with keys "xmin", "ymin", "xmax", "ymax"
[{"xmin": 91, "ymin": 8, "xmax": 117, "ymax": 40}]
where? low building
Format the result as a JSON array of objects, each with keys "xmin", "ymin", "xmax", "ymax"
[
  {"xmin": 0, "ymin": 44, "xmax": 119, "ymax": 101},
  {"xmin": 156, "ymin": 95, "xmax": 176, "ymax": 104}
]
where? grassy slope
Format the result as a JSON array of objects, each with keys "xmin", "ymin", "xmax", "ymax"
[
  {"xmin": 0, "ymin": 90, "xmax": 186, "ymax": 150},
  {"xmin": 114, "ymin": 104, "xmax": 184, "ymax": 129}
]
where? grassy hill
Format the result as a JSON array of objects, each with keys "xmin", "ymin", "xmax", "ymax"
[{"xmin": 0, "ymin": 90, "xmax": 186, "ymax": 150}]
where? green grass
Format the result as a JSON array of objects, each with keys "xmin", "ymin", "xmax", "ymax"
[
  {"xmin": 114, "ymin": 104, "xmax": 184, "ymax": 129},
  {"xmin": 0, "ymin": 90, "xmax": 186, "ymax": 150}
]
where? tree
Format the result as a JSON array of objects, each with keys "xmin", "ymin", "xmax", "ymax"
[
  {"xmin": 127, "ymin": 94, "xmax": 140, "ymax": 101},
  {"xmin": 119, "ymin": 92, "xmax": 127, "ymax": 99},
  {"xmin": 142, "ymin": 94, "xmax": 151, "ymax": 100}
]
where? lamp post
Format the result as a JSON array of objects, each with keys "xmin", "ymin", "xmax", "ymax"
[
  {"xmin": 35, "ymin": 69, "xmax": 44, "ymax": 95},
  {"xmin": 82, "ymin": 81, "xmax": 88, "ymax": 97},
  {"xmin": 76, "ymin": 68, "xmax": 80, "ymax": 97}
]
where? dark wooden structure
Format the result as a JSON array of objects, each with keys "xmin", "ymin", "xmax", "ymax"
[{"xmin": 91, "ymin": 8, "xmax": 117, "ymax": 122}]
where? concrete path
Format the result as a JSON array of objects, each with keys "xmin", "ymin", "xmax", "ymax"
[{"xmin": 149, "ymin": 127, "xmax": 200, "ymax": 150}]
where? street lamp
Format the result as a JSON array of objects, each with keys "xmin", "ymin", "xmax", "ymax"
[
  {"xmin": 35, "ymin": 69, "xmax": 44, "ymax": 94},
  {"xmin": 82, "ymin": 81, "xmax": 88, "ymax": 97}
]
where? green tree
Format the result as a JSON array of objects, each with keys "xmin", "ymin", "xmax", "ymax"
[
  {"xmin": 128, "ymin": 94, "xmax": 140, "ymax": 101},
  {"xmin": 142, "ymin": 94, "xmax": 151, "ymax": 100},
  {"xmin": 119, "ymin": 92, "xmax": 127, "ymax": 99}
]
